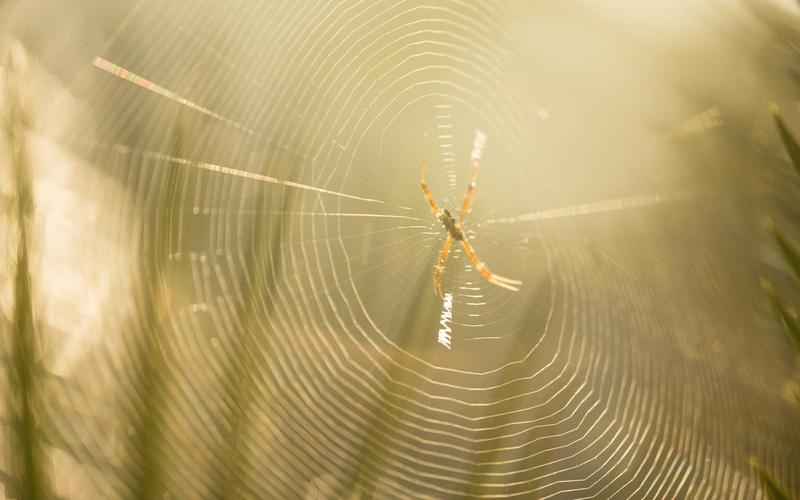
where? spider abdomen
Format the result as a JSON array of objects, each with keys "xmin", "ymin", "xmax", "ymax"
[{"xmin": 439, "ymin": 209, "xmax": 464, "ymax": 240}]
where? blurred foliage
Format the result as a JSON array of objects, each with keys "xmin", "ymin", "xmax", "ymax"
[
  {"xmin": 752, "ymin": 457, "xmax": 794, "ymax": 500},
  {"xmin": 755, "ymin": 105, "xmax": 800, "ymax": 500},
  {"xmin": 4, "ymin": 8, "xmax": 800, "ymax": 496},
  {"xmin": 3, "ymin": 42, "xmax": 53, "ymax": 500},
  {"xmin": 116, "ymin": 119, "xmax": 180, "ymax": 500},
  {"xmin": 0, "ymin": 35, "xmax": 306, "ymax": 496}
]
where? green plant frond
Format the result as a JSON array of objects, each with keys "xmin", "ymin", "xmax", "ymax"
[
  {"xmin": 763, "ymin": 281, "xmax": 800, "ymax": 349},
  {"xmin": 770, "ymin": 104, "xmax": 800, "ymax": 178},
  {"xmin": 772, "ymin": 227, "xmax": 800, "ymax": 282},
  {"xmin": 751, "ymin": 458, "xmax": 794, "ymax": 500}
]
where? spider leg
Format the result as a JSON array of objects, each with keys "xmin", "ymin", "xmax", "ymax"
[
  {"xmin": 459, "ymin": 238, "xmax": 522, "ymax": 292},
  {"xmin": 460, "ymin": 130, "xmax": 486, "ymax": 222},
  {"xmin": 420, "ymin": 160, "xmax": 442, "ymax": 218},
  {"xmin": 433, "ymin": 235, "xmax": 453, "ymax": 298},
  {"xmin": 459, "ymin": 158, "xmax": 479, "ymax": 223}
]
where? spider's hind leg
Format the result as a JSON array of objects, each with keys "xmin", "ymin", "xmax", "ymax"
[
  {"xmin": 433, "ymin": 235, "xmax": 454, "ymax": 298},
  {"xmin": 459, "ymin": 238, "xmax": 522, "ymax": 292}
]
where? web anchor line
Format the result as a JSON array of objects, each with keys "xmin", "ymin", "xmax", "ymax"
[
  {"xmin": 93, "ymin": 56, "xmax": 257, "ymax": 135},
  {"xmin": 483, "ymin": 192, "xmax": 692, "ymax": 225},
  {"xmin": 82, "ymin": 142, "xmax": 397, "ymax": 206}
]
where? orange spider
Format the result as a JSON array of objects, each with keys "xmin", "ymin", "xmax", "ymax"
[{"xmin": 420, "ymin": 130, "xmax": 522, "ymax": 298}]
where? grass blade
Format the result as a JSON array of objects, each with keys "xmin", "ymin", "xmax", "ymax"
[
  {"xmin": 762, "ymin": 279, "xmax": 800, "ymax": 350},
  {"xmin": 770, "ymin": 103, "xmax": 800, "ymax": 177},
  {"xmin": 767, "ymin": 219, "xmax": 800, "ymax": 282}
]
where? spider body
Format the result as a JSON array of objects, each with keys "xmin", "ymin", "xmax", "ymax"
[
  {"xmin": 420, "ymin": 130, "xmax": 521, "ymax": 298},
  {"xmin": 438, "ymin": 208, "xmax": 464, "ymax": 241}
]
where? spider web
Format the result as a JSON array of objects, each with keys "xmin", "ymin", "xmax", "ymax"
[{"xmin": 3, "ymin": 0, "xmax": 800, "ymax": 499}]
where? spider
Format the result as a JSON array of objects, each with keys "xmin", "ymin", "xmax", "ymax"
[{"xmin": 420, "ymin": 130, "xmax": 522, "ymax": 298}]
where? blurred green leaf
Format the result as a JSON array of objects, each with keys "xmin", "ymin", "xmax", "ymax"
[
  {"xmin": 763, "ymin": 279, "xmax": 800, "ymax": 349},
  {"xmin": 751, "ymin": 458, "xmax": 794, "ymax": 500},
  {"xmin": 772, "ymin": 226, "xmax": 800, "ymax": 283},
  {"xmin": 770, "ymin": 104, "xmax": 800, "ymax": 178},
  {"xmin": 757, "ymin": 100, "xmax": 800, "ymax": 500}
]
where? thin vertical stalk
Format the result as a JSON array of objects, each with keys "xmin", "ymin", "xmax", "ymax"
[
  {"xmin": 120, "ymin": 116, "xmax": 184, "ymax": 500},
  {"xmin": 3, "ymin": 41, "xmax": 51, "ymax": 500},
  {"xmin": 344, "ymin": 248, "xmax": 441, "ymax": 498}
]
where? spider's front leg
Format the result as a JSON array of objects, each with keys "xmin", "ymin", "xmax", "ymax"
[
  {"xmin": 460, "ymin": 129, "xmax": 486, "ymax": 222},
  {"xmin": 459, "ymin": 161, "xmax": 479, "ymax": 223},
  {"xmin": 420, "ymin": 160, "xmax": 442, "ymax": 218},
  {"xmin": 433, "ymin": 235, "xmax": 454, "ymax": 298}
]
